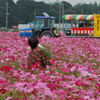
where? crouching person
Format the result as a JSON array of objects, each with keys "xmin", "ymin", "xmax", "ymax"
[{"xmin": 27, "ymin": 36, "xmax": 50, "ymax": 71}]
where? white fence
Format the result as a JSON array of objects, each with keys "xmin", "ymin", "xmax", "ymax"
[
  {"xmin": 18, "ymin": 23, "xmax": 71, "ymax": 30},
  {"xmin": 55, "ymin": 23, "xmax": 71, "ymax": 30},
  {"xmin": 18, "ymin": 24, "xmax": 34, "ymax": 30}
]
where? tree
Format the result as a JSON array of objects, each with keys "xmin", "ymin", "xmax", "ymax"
[
  {"xmin": 61, "ymin": 1, "xmax": 72, "ymax": 9},
  {"xmin": 93, "ymin": 2, "xmax": 99, "ymax": 14},
  {"xmin": 73, "ymin": 3, "xmax": 82, "ymax": 14},
  {"xmin": 0, "ymin": 0, "xmax": 16, "ymax": 27},
  {"xmin": 0, "ymin": 0, "xmax": 100, "ymax": 28}
]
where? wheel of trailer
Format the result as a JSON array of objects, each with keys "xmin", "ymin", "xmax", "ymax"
[
  {"xmin": 40, "ymin": 30, "xmax": 54, "ymax": 38},
  {"xmin": 66, "ymin": 30, "xmax": 71, "ymax": 36}
]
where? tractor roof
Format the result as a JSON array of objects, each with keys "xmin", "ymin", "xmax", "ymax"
[{"xmin": 35, "ymin": 16, "xmax": 55, "ymax": 19}]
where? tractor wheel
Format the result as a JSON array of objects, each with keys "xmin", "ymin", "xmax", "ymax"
[
  {"xmin": 40, "ymin": 30, "xmax": 54, "ymax": 38},
  {"xmin": 53, "ymin": 30, "xmax": 61, "ymax": 37}
]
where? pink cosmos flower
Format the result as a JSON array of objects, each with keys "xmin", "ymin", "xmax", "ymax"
[
  {"xmin": 80, "ymin": 90, "xmax": 87, "ymax": 95},
  {"xmin": 57, "ymin": 89, "xmax": 66, "ymax": 95},
  {"xmin": 70, "ymin": 66, "xmax": 76, "ymax": 72},
  {"xmin": 50, "ymin": 75, "xmax": 56, "ymax": 79},
  {"xmin": 81, "ymin": 70, "xmax": 89, "ymax": 76},
  {"xmin": 61, "ymin": 68, "xmax": 69, "ymax": 72},
  {"xmin": 46, "ymin": 65, "xmax": 50, "ymax": 69},
  {"xmin": 30, "ymin": 95, "xmax": 36, "ymax": 99},
  {"xmin": 58, "ymin": 95, "xmax": 65, "ymax": 100},
  {"xmin": 55, "ymin": 78, "xmax": 62, "ymax": 82},
  {"xmin": 84, "ymin": 96, "xmax": 90, "ymax": 99},
  {"xmin": 1, "ymin": 59, "xmax": 4, "ymax": 63},
  {"xmin": 14, "ymin": 82, "xmax": 27, "ymax": 89},
  {"xmin": 5, "ymin": 96, "xmax": 12, "ymax": 100},
  {"xmin": 89, "ymin": 74, "xmax": 97, "ymax": 78},
  {"xmin": 27, "ymin": 87, "xmax": 34, "ymax": 93},
  {"xmin": 44, "ymin": 89, "xmax": 53, "ymax": 96},
  {"xmin": 1, "ymin": 32, "xmax": 100, "ymax": 99},
  {"xmin": 45, "ymin": 70, "xmax": 50, "ymax": 74}
]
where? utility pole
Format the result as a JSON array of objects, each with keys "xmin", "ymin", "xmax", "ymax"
[
  {"xmin": 34, "ymin": 9, "xmax": 36, "ymax": 20},
  {"xmin": 59, "ymin": 1, "xmax": 61, "ymax": 31},
  {"xmin": 6, "ymin": 2, "xmax": 8, "ymax": 30},
  {"xmin": 62, "ymin": 2, "xmax": 64, "ymax": 30},
  {"xmin": 82, "ymin": 2, "xmax": 83, "ymax": 14}
]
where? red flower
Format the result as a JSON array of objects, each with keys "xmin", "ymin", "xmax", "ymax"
[
  {"xmin": 55, "ymin": 78, "xmax": 62, "ymax": 82},
  {"xmin": 30, "ymin": 62, "xmax": 41, "ymax": 69},
  {"xmin": 5, "ymin": 68, "xmax": 10, "ymax": 73},
  {"xmin": 89, "ymin": 78, "xmax": 93, "ymax": 81},
  {"xmin": 32, "ymin": 89, "xmax": 38, "ymax": 94},
  {"xmin": 41, "ymin": 79, "xmax": 46, "ymax": 82},
  {"xmin": 19, "ymin": 93, "xmax": 25, "ymax": 96},
  {"xmin": 46, "ymin": 82, "xmax": 60, "ymax": 91},
  {"xmin": 0, "ymin": 67, "xmax": 4, "ymax": 71},
  {"xmin": 39, "ymin": 67, "xmax": 44, "ymax": 70},
  {"xmin": 35, "ymin": 62, "xmax": 41, "ymax": 67},
  {"xmin": 0, "ymin": 89, "xmax": 6, "ymax": 94},
  {"xmin": 50, "ymin": 71, "xmax": 55, "ymax": 74},
  {"xmin": 31, "ymin": 64, "xmax": 36, "ymax": 68},
  {"xmin": 75, "ymin": 80, "xmax": 83, "ymax": 87},
  {"xmin": 54, "ymin": 64, "xmax": 58, "ymax": 67},
  {"xmin": 3, "ymin": 66, "xmax": 13, "ymax": 73},
  {"xmin": 0, "ymin": 80, "xmax": 8, "ymax": 84},
  {"xmin": 97, "ymin": 83, "xmax": 100, "ymax": 87},
  {"xmin": 12, "ymin": 56, "xmax": 15, "ymax": 62},
  {"xmin": 50, "ymin": 58, "xmax": 56, "ymax": 64},
  {"xmin": 67, "ymin": 64, "xmax": 71, "ymax": 68}
]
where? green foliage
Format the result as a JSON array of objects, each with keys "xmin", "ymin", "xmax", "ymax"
[
  {"xmin": 0, "ymin": 0, "xmax": 100, "ymax": 28},
  {"xmin": 0, "ymin": 95, "xmax": 5, "ymax": 100},
  {"xmin": 41, "ymin": 48, "xmax": 51, "ymax": 60},
  {"xmin": 14, "ymin": 28, "xmax": 19, "ymax": 32}
]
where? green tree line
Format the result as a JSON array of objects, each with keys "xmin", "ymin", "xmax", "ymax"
[{"xmin": 0, "ymin": 0, "xmax": 100, "ymax": 28}]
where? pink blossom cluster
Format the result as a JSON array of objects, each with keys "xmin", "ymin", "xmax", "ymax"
[{"xmin": 0, "ymin": 32, "xmax": 100, "ymax": 100}]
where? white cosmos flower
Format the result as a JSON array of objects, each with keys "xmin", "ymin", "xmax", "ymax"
[
  {"xmin": 6, "ymin": 58, "xmax": 9, "ymax": 61},
  {"xmin": 28, "ymin": 47, "xmax": 31, "ymax": 49},
  {"xmin": 38, "ymin": 44, "xmax": 45, "ymax": 49}
]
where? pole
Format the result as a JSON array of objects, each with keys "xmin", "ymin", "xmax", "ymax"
[
  {"xmin": 82, "ymin": 2, "xmax": 83, "ymax": 14},
  {"xmin": 62, "ymin": 2, "xmax": 64, "ymax": 30},
  {"xmin": 59, "ymin": 1, "xmax": 61, "ymax": 31},
  {"xmin": 6, "ymin": 2, "xmax": 8, "ymax": 30},
  {"xmin": 65, "ymin": 20, "xmax": 67, "ymax": 36},
  {"xmin": 34, "ymin": 9, "xmax": 36, "ymax": 21}
]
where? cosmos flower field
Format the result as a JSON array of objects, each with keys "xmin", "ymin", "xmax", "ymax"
[{"xmin": 0, "ymin": 32, "xmax": 100, "ymax": 100}]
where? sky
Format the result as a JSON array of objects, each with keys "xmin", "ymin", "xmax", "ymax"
[{"xmin": 13, "ymin": 0, "xmax": 100, "ymax": 6}]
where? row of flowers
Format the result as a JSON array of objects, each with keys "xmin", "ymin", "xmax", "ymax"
[{"xmin": 0, "ymin": 32, "xmax": 100, "ymax": 100}]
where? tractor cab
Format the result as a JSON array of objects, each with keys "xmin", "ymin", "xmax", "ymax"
[
  {"xmin": 34, "ymin": 16, "xmax": 55, "ymax": 29},
  {"xmin": 33, "ymin": 16, "xmax": 57, "ymax": 37}
]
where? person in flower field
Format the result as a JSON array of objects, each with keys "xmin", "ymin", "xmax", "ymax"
[{"xmin": 27, "ymin": 36, "xmax": 50, "ymax": 69}]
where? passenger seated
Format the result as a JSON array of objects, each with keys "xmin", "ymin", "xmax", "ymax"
[
  {"xmin": 83, "ymin": 24, "xmax": 87, "ymax": 28},
  {"xmin": 79, "ymin": 23, "xmax": 84, "ymax": 28}
]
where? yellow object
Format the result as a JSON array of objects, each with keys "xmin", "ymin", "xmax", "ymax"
[{"xmin": 94, "ymin": 14, "xmax": 100, "ymax": 37}]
